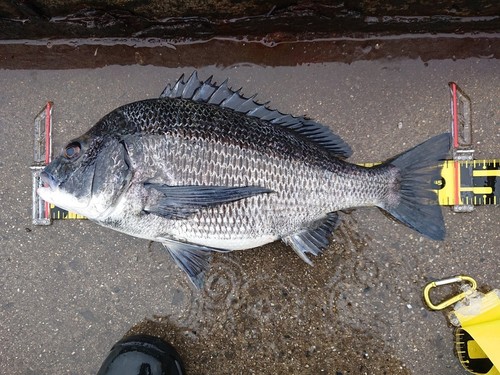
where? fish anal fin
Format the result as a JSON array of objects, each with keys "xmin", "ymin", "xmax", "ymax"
[{"xmin": 282, "ymin": 212, "xmax": 340, "ymax": 265}]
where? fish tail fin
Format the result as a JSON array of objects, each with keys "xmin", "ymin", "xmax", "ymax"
[{"xmin": 377, "ymin": 133, "xmax": 451, "ymax": 240}]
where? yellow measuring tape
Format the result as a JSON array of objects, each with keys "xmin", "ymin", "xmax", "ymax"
[
  {"xmin": 49, "ymin": 204, "xmax": 86, "ymax": 220},
  {"xmin": 424, "ymin": 276, "xmax": 500, "ymax": 375},
  {"xmin": 41, "ymin": 158, "xmax": 499, "ymax": 221},
  {"xmin": 438, "ymin": 159, "xmax": 500, "ymax": 207},
  {"xmin": 32, "ymin": 80, "xmax": 499, "ymax": 223}
]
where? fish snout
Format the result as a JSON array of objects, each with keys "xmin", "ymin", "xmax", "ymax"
[{"xmin": 40, "ymin": 170, "xmax": 60, "ymax": 190}]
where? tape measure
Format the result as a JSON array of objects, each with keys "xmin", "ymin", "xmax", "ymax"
[
  {"xmin": 439, "ymin": 82, "xmax": 499, "ymax": 212},
  {"xmin": 438, "ymin": 159, "xmax": 499, "ymax": 208},
  {"xmin": 424, "ymin": 276, "xmax": 500, "ymax": 375},
  {"xmin": 30, "ymin": 82, "xmax": 499, "ymax": 224}
]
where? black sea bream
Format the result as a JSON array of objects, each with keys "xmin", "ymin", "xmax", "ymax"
[{"xmin": 38, "ymin": 72, "xmax": 450, "ymax": 287}]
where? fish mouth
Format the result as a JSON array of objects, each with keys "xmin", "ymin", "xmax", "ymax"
[{"xmin": 40, "ymin": 171, "xmax": 60, "ymax": 191}]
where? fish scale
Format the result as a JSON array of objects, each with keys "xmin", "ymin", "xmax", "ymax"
[
  {"xmin": 135, "ymin": 132, "xmax": 376, "ymax": 245},
  {"xmin": 38, "ymin": 72, "xmax": 450, "ymax": 287},
  {"xmin": 135, "ymin": 133, "xmax": 331, "ymax": 242}
]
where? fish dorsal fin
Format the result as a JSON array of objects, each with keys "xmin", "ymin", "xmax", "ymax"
[{"xmin": 160, "ymin": 72, "xmax": 352, "ymax": 158}]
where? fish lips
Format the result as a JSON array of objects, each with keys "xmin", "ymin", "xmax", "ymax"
[
  {"xmin": 40, "ymin": 170, "xmax": 60, "ymax": 191},
  {"xmin": 37, "ymin": 170, "xmax": 61, "ymax": 204},
  {"xmin": 37, "ymin": 169, "xmax": 90, "ymax": 215}
]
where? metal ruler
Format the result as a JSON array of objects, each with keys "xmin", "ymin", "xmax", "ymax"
[
  {"xmin": 30, "ymin": 102, "xmax": 53, "ymax": 225},
  {"xmin": 30, "ymin": 83, "xmax": 499, "ymax": 225}
]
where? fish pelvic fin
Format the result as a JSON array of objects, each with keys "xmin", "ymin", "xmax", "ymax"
[
  {"xmin": 161, "ymin": 239, "xmax": 231, "ymax": 289},
  {"xmin": 282, "ymin": 212, "xmax": 340, "ymax": 264},
  {"xmin": 378, "ymin": 133, "xmax": 451, "ymax": 240}
]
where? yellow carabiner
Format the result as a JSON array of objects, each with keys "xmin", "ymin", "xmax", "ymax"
[{"xmin": 423, "ymin": 275, "xmax": 477, "ymax": 310}]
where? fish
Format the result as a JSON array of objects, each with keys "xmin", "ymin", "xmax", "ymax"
[{"xmin": 38, "ymin": 72, "xmax": 451, "ymax": 288}]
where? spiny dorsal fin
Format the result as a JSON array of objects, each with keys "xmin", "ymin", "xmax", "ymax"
[{"xmin": 160, "ymin": 72, "xmax": 352, "ymax": 158}]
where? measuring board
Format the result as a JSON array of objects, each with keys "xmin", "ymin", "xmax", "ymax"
[{"xmin": 30, "ymin": 83, "xmax": 499, "ymax": 224}]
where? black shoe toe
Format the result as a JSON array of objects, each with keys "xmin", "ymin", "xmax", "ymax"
[{"xmin": 97, "ymin": 334, "xmax": 185, "ymax": 375}]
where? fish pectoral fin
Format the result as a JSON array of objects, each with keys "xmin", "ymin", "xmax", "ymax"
[
  {"xmin": 144, "ymin": 184, "xmax": 273, "ymax": 219},
  {"xmin": 162, "ymin": 239, "xmax": 230, "ymax": 289},
  {"xmin": 282, "ymin": 212, "xmax": 340, "ymax": 265}
]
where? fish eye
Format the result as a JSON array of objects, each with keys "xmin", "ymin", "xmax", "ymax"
[{"xmin": 64, "ymin": 142, "xmax": 81, "ymax": 159}]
